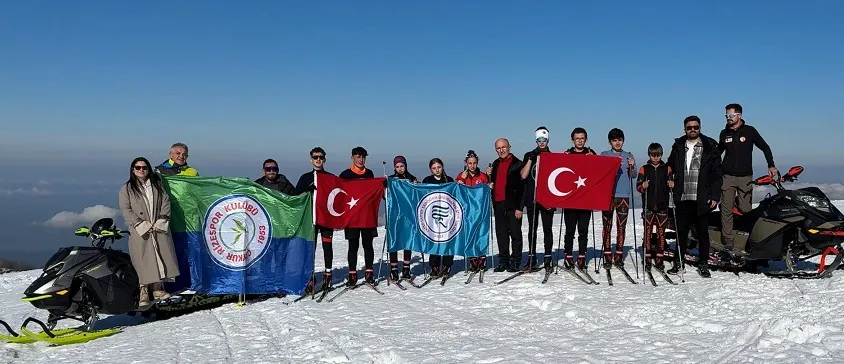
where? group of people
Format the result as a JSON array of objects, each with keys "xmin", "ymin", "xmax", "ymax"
[{"xmin": 116, "ymin": 103, "xmax": 776, "ymax": 306}]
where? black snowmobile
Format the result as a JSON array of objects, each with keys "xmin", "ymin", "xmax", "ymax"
[
  {"xmin": 0, "ymin": 218, "xmax": 144, "ymax": 345},
  {"xmin": 665, "ymin": 166, "xmax": 844, "ymax": 278}
]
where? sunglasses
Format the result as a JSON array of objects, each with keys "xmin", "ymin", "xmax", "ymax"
[
  {"xmin": 536, "ymin": 137, "xmax": 548, "ymax": 143},
  {"xmin": 264, "ymin": 166, "xmax": 279, "ymax": 172},
  {"xmin": 725, "ymin": 113, "xmax": 739, "ymax": 118},
  {"xmin": 685, "ymin": 125, "xmax": 700, "ymax": 131},
  {"xmin": 133, "ymin": 165, "xmax": 148, "ymax": 171},
  {"xmin": 311, "ymin": 155, "xmax": 325, "ymax": 161}
]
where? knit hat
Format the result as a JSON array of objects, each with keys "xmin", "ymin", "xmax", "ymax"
[
  {"xmin": 393, "ymin": 155, "xmax": 407, "ymax": 166},
  {"xmin": 535, "ymin": 127, "xmax": 549, "ymax": 141}
]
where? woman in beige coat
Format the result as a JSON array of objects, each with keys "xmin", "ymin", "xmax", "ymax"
[{"xmin": 118, "ymin": 157, "xmax": 181, "ymax": 307}]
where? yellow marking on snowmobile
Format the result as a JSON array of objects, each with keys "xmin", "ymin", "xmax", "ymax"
[
  {"xmin": 56, "ymin": 289, "xmax": 68, "ymax": 295},
  {"xmin": 808, "ymin": 229, "xmax": 819, "ymax": 234},
  {"xmin": 19, "ymin": 327, "xmax": 121, "ymax": 346},
  {"xmin": 86, "ymin": 264, "xmax": 103, "ymax": 273},
  {"xmin": 21, "ymin": 295, "xmax": 52, "ymax": 302}
]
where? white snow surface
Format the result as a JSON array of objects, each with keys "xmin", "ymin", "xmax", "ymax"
[{"xmin": 3, "ymin": 203, "xmax": 844, "ymax": 363}]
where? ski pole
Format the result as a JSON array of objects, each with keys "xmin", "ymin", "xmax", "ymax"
[
  {"xmin": 377, "ymin": 160, "xmax": 387, "ymax": 283},
  {"xmin": 628, "ymin": 177, "xmax": 640, "ymax": 280},
  {"xmin": 554, "ymin": 215, "xmax": 563, "ymax": 274},
  {"xmin": 591, "ymin": 211, "xmax": 598, "ymax": 273},
  {"xmin": 669, "ymin": 197, "xmax": 685, "ymax": 282}
]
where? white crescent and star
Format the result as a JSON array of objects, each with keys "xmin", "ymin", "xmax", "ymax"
[
  {"xmin": 547, "ymin": 167, "xmax": 587, "ymax": 197},
  {"xmin": 327, "ymin": 188, "xmax": 359, "ymax": 217}
]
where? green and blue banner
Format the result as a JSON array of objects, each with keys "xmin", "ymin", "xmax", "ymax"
[
  {"xmin": 164, "ymin": 176, "xmax": 314, "ymax": 295},
  {"xmin": 386, "ymin": 178, "xmax": 490, "ymax": 257}
]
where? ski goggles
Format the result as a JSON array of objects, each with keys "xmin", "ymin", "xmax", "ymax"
[
  {"xmin": 536, "ymin": 137, "xmax": 548, "ymax": 143},
  {"xmin": 725, "ymin": 113, "xmax": 739, "ymax": 118}
]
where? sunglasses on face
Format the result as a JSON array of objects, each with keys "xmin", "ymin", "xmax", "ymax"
[
  {"xmin": 725, "ymin": 113, "xmax": 739, "ymax": 118},
  {"xmin": 133, "ymin": 165, "xmax": 148, "ymax": 171},
  {"xmin": 536, "ymin": 137, "xmax": 548, "ymax": 143},
  {"xmin": 685, "ymin": 125, "xmax": 700, "ymax": 131},
  {"xmin": 264, "ymin": 166, "xmax": 279, "ymax": 172},
  {"xmin": 311, "ymin": 155, "xmax": 325, "ymax": 161}
]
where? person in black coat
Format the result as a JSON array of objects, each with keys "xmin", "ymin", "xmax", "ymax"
[
  {"xmin": 293, "ymin": 147, "xmax": 336, "ymax": 294},
  {"xmin": 666, "ymin": 116, "xmax": 723, "ymax": 278},
  {"xmin": 255, "ymin": 159, "xmax": 295, "ymax": 195},
  {"xmin": 387, "ymin": 155, "xmax": 418, "ymax": 282},
  {"xmin": 338, "ymin": 146, "xmax": 377, "ymax": 286},
  {"xmin": 485, "ymin": 138, "xmax": 524, "ymax": 273},
  {"xmin": 422, "ymin": 158, "xmax": 456, "ymax": 278}
]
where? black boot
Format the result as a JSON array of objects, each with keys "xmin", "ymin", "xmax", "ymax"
[
  {"xmin": 543, "ymin": 255, "xmax": 553, "ymax": 271},
  {"xmin": 697, "ymin": 263, "xmax": 711, "ymax": 278},
  {"xmin": 389, "ymin": 266, "xmax": 399, "ymax": 282},
  {"xmin": 563, "ymin": 255, "xmax": 575, "ymax": 270},
  {"xmin": 494, "ymin": 257, "xmax": 509, "ymax": 272},
  {"xmin": 346, "ymin": 271, "xmax": 358, "ymax": 287},
  {"xmin": 320, "ymin": 272, "xmax": 332, "ymax": 291},
  {"xmin": 364, "ymin": 269, "xmax": 375, "ymax": 284},
  {"xmin": 667, "ymin": 257, "xmax": 681, "ymax": 275},
  {"xmin": 430, "ymin": 265, "xmax": 441, "ymax": 278},
  {"xmin": 304, "ymin": 275, "xmax": 315, "ymax": 295},
  {"xmin": 441, "ymin": 265, "xmax": 451, "ymax": 277},
  {"xmin": 401, "ymin": 265, "xmax": 411, "ymax": 280},
  {"xmin": 506, "ymin": 256, "xmax": 520, "ymax": 273},
  {"xmin": 576, "ymin": 255, "xmax": 587, "ymax": 270}
]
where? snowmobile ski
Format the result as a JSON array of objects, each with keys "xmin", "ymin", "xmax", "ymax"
[
  {"xmin": 613, "ymin": 263, "xmax": 638, "ymax": 284},
  {"xmin": 576, "ymin": 268, "xmax": 600, "ymax": 285},
  {"xmin": 605, "ymin": 267, "xmax": 613, "ymax": 286},
  {"xmin": 17, "ymin": 317, "xmax": 121, "ymax": 346}
]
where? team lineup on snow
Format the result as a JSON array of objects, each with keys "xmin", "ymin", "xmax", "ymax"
[{"xmin": 2, "ymin": 104, "xmax": 844, "ymax": 349}]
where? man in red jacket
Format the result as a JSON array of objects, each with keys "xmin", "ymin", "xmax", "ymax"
[{"xmin": 486, "ymin": 138, "xmax": 524, "ymax": 273}]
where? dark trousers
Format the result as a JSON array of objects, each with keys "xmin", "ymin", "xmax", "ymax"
[
  {"xmin": 493, "ymin": 201, "xmax": 523, "ymax": 262},
  {"xmin": 675, "ymin": 201, "xmax": 710, "ymax": 262},
  {"xmin": 345, "ymin": 228, "xmax": 375, "ymax": 272},
  {"xmin": 526, "ymin": 204, "xmax": 554, "ymax": 258},
  {"xmin": 317, "ymin": 226, "xmax": 334, "ymax": 270},
  {"xmin": 389, "ymin": 250, "xmax": 412, "ymax": 267},
  {"xmin": 563, "ymin": 209, "xmax": 591, "ymax": 256},
  {"xmin": 429, "ymin": 254, "xmax": 454, "ymax": 268}
]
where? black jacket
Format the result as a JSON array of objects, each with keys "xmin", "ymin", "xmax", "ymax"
[
  {"xmin": 293, "ymin": 169, "xmax": 333, "ymax": 195},
  {"xmin": 718, "ymin": 120, "xmax": 775, "ymax": 177},
  {"xmin": 389, "ymin": 171, "xmax": 418, "ymax": 182},
  {"xmin": 521, "ymin": 147, "xmax": 554, "ymax": 210},
  {"xmin": 422, "ymin": 175, "xmax": 454, "ymax": 184},
  {"xmin": 490, "ymin": 154, "xmax": 525, "ymax": 210},
  {"xmin": 255, "ymin": 175, "xmax": 295, "ymax": 195},
  {"xmin": 339, "ymin": 168, "xmax": 375, "ymax": 180},
  {"xmin": 667, "ymin": 134, "xmax": 723, "ymax": 215},
  {"xmin": 636, "ymin": 161, "xmax": 671, "ymax": 211}
]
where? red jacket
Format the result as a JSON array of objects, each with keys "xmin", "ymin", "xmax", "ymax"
[{"xmin": 456, "ymin": 171, "xmax": 489, "ymax": 186}]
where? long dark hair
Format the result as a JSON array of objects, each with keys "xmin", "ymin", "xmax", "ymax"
[
  {"xmin": 126, "ymin": 157, "xmax": 163, "ymax": 196},
  {"xmin": 429, "ymin": 158, "xmax": 446, "ymax": 178}
]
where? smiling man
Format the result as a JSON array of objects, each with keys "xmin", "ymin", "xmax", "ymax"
[{"xmin": 155, "ymin": 142, "xmax": 199, "ymax": 176}]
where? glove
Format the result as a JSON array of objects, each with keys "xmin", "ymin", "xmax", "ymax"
[
  {"xmin": 153, "ymin": 219, "xmax": 169, "ymax": 233},
  {"xmin": 135, "ymin": 221, "xmax": 152, "ymax": 236},
  {"xmin": 527, "ymin": 151, "xmax": 537, "ymax": 163}
]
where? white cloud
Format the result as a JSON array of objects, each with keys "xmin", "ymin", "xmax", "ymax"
[
  {"xmin": 0, "ymin": 187, "xmax": 53, "ymax": 197},
  {"xmin": 43, "ymin": 205, "xmax": 120, "ymax": 228},
  {"xmin": 753, "ymin": 183, "xmax": 844, "ymax": 202},
  {"xmin": 37, "ymin": 179, "xmax": 50, "ymax": 185}
]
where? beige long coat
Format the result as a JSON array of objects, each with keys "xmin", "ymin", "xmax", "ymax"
[{"xmin": 118, "ymin": 181, "xmax": 181, "ymax": 285}]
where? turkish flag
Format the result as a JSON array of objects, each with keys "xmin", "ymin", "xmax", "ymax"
[
  {"xmin": 535, "ymin": 153, "xmax": 621, "ymax": 210},
  {"xmin": 315, "ymin": 173, "xmax": 385, "ymax": 229}
]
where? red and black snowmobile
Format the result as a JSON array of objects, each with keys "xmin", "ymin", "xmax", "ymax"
[{"xmin": 661, "ymin": 166, "xmax": 844, "ymax": 278}]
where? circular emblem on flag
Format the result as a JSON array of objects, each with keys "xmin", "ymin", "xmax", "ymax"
[
  {"xmin": 203, "ymin": 194, "xmax": 272, "ymax": 271},
  {"xmin": 416, "ymin": 191, "xmax": 464, "ymax": 243}
]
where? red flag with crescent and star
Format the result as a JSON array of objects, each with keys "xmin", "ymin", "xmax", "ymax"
[
  {"xmin": 535, "ymin": 152, "xmax": 621, "ymax": 210},
  {"xmin": 315, "ymin": 173, "xmax": 385, "ymax": 229}
]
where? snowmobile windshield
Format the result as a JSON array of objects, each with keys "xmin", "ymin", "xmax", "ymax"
[
  {"xmin": 42, "ymin": 247, "xmax": 72, "ymax": 271},
  {"xmin": 792, "ymin": 187, "xmax": 844, "ymax": 221}
]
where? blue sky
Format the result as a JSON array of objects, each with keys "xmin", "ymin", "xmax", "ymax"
[{"xmin": 1, "ymin": 1, "xmax": 843, "ymax": 265}]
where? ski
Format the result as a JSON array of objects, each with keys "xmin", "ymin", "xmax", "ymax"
[
  {"xmin": 764, "ymin": 271, "xmax": 835, "ymax": 279},
  {"xmin": 315, "ymin": 286, "xmax": 336, "ymax": 303},
  {"xmin": 605, "ymin": 267, "xmax": 613, "ymax": 286},
  {"xmin": 404, "ymin": 277, "xmax": 423, "ymax": 288},
  {"xmin": 541, "ymin": 269, "xmax": 552, "ymax": 284},
  {"xmin": 613, "ymin": 263, "xmax": 638, "ymax": 284},
  {"xmin": 577, "ymin": 268, "xmax": 600, "ymax": 285},
  {"xmin": 478, "ymin": 270, "xmax": 485, "ymax": 283},
  {"xmin": 494, "ymin": 267, "xmax": 542, "ymax": 285},
  {"xmin": 416, "ymin": 276, "xmax": 439, "ymax": 288},
  {"xmin": 326, "ymin": 283, "xmax": 361, "ymax": 303},
  {"xmin": 365, "ymin": 282, "xmax": 385, "ymax": 295},
  {"xmin": 654, "ymin": 267, "xmax": 678, "ymax": 285},
  {"xmin": 440, "ymin": 274, "xmax": 451, "ymax": 286},
  {"xmin": 388, "ymin": 279, "xmax": 407, "ymax": 290},
  {"xmin": 645, "ymin": 267, "xmax": 658, "ymax": 286},
  {"xmin": 561, "ymin": 267, "xmax": 592, "ymax": 284},
  {"xmin": 464, "ymin": 271, "xmax": 477, "ymax": 284}
]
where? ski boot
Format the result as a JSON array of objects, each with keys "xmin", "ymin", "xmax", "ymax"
[
  {"xmin": 346, "ymin": 271, "xmax": 358, "ymax": 287},
  {"xmin": 613, "ymin": 251, "xmax": 624, "ymax": 268},
  {"xmin": 576, "ymin": 254, "xmax": 587, "ymax": 270},
  {"xmin": 441, "ymin": 265, "xmax": 451, "ymax": 278},
  {"xmin": 522, "ymin": 254, "xmax": 536, "ymax": 272},
  {"xmin": 603, "ymin": 249, "xmax": 613, "ymax": 269},
  {"xmin": 644, "ymin": 254, "xmax": 652, "ymax": 270},
  {"xmin": 320, "ymin": 271, "xmax": 332, "ymax": 291},
  {"xmin": 430, "ymin": 265, "xmax": 441, "ymax": 279},
  {"xmin": 543, "ymin": 255, "xmax": 553, "ymax": 271},
  {"xmin": 364, "ymin": 269, "xmax": 375, "ymax": 285},
  {"xmin": 667, "ymin": 258, "xmax": 682, "ymax": 275},
  {"xmin": 401, "ymin": 265, "xmax": 412, "ymax": 280},
  {"xmin": 304, "ymin": 276, "xmax": 316, "ymax": 295},
  {"xmin": 494, "ymin": 257, "xmax": 509, "ymax": 272},
  {"xmin": 389, "ymin": 265, "xmax": 400, "ymax": 282},
  {"xmin": 563, "ymin": 255, "xmax": 575, "ymax": 270},
  {"xmin": 697, "ymin": 263, "xmax": 711, "ymax": 278},
  {"xmin": 654, "ymin": 254, "xmax": 665, "ymax": 270},
  {"xmin": 507, "ymin": 257, "xmax": 520, "ymax": 273}
]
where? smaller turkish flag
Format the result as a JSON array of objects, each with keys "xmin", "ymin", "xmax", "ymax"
[
  {"xmin": 535, "ymin": 153, "xmax": 621, "ymax": 210},
  {"xmin": 316, "ymin": 173, "xmax": 385, "ymax": 229}
]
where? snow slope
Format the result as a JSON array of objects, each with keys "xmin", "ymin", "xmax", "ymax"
[{"xmin": 3, "ymin": 203, "xmax": 844, "ymax": 364}]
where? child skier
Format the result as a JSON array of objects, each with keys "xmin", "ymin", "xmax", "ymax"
[
  {"xmin": 599, "ymin": 128, "xmax": 636, "ymax": 268},
  {"xmin": 635, "ymin": 143, "xmax": 675, "ymax": 269},
  {"xmin": 562, "ymin": 127, "xmax": 598, "ymax": 270},
  {"xmin": 388, "ymin": 155, "xmax": 418, "ymax": 282},
  {"xmin": 455, "ymin": 150, "xmax": 490, "ymax": 272}
]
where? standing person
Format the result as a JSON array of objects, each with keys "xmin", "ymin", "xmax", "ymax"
[
  {"xmin": 423, "ymin": 158, "xmax": 456, "ymax": 278},
  {"xmin": 255, "ymin": 158, "xmax": 295, "ymax": 195},
  {"xmin": 599, "ymin": 128, "xmax": 636, "ymax": 268},
  {"xmin": 485, "ymin": 138, "xmax": 524, "ymax": 273},
  {"xmin": 388, "ymin": 155, "xmax": 418, "ymax": 282},
  {"xmin": 718, "ymin": 103, "xmax": 777, "ymax": 251},
  {"xmin": 118, "ymin": 157, "xmax": 181, "ymax": 307},
  {"xmin": 562, "ymin": 128, "xmax": 598, "ymax": 270},
  {"xmin": 155, "ymin": 142, "xmax": 199, "ymax": 176},
  {"xmin": 456, "ymin": 150, "xmax": 490, "ymax": 272},
  {"xmin": 636, "ymin": 143, "xmax": 675, "ymax": 269},
  {"xmin": 294, "ymin": 147, "xmax": 335, "ymax": 294},
  {"xmin": 338, "ymin": 146, "xmax": 378, "ymax": 286},
  {"xmin": 667, "ymin": 116, "xmax": 723, "ymax": 278},
  {"xmin": 519, "ymin": 126, "xmax": 555, "ymax": 272}
]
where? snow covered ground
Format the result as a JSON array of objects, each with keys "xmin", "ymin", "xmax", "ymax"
[{"xmin": 3, "ymin": 203, "xmax": 844, "ymax": 363}]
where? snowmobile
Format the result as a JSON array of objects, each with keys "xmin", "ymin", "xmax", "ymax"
[
  {"xmin": 665, "ymin": 166, "xmax": 844, "ymax": 278},
  {"xmin": 0, "ymin": 218, "xmax": 144, "ymax": 345}
]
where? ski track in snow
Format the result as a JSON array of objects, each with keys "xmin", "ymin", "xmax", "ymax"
[{"xmin": 3, "ymin": 204, "xmax": 844, "ymax": 363}]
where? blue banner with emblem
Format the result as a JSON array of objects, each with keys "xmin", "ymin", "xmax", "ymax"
[{"xmin": 386, "ymin": 177, "xmax": 491, "ymax": 256}]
